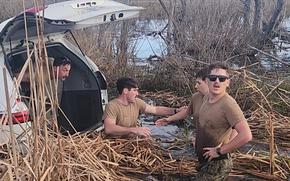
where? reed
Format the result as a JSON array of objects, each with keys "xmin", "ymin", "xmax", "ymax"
[{"xmin": 0, "ymin": 0, "xmax": 289, "ymax": 180}]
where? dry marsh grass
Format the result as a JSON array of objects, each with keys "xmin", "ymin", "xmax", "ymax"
[{"xmin": 0, "ymin": 0, "xmax": 289, "ymax": 180}]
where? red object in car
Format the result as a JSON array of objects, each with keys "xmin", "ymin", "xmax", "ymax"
[{"xmin": 23, "ymin": 6, "xmax": 48, "ymax": 14}]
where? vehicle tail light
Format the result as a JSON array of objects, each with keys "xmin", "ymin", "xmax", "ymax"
[
  {"xmin": 10, "ymin": 99, "xmax": 30, "ymax": 124},
  {"xmin": 23, "ymin": 6, "xmax": 48, "ymax": 14},
  {"xmin": 11, "ymin": 111, "xmax": 29, "ymax": 124}
]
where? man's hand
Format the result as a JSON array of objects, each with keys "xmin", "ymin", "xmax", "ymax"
[
  {"xmin": 203, "ymin": 144, "xmax": 222, "ymax": 161},
  {"xmin": 155, "ymin": 118, "xmax": 170, "ymax": 127},
  {"xmin": 132, "ymin": 127, "xmax": 151, "ymax": 137}
]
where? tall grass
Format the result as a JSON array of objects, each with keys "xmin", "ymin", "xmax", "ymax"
[
  {"xmin": 70, "ymin": 23, "xmax": 148, "ymax": 95},
  {"xmin": 0, "ymin": 1, "xmax": 289, "ymax": 180}
]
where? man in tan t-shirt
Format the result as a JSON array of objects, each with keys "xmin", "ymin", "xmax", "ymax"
[
  {"xmin": 155, "ymin": 68, "xmax": 209, "ymax": 124},
  {"xmin": 156, "ymin": 63, "xmax": 252, "ymax": 180},
  {"xmin": 103, "ymin": 77, "xmax": 183, "ymax": 137}
]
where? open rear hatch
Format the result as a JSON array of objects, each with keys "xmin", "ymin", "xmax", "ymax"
[
  {"xmin": 0, "ymin": 0, "xmax": 143, "ymax": 43},
  {"xmin": 0, "ymin": 0, "xmax": 143, "ymax": 133}
]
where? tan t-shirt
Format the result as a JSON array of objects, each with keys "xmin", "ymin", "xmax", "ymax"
[
  {"xmin": 196, "ymin": 93, "xmax": 245, "ymax": 163},
  {"xmin": 103, "ymin": 98, "xmax": 147, "ymax": 127},
  {"xmin": 188, "ymin": 92, "xmax": 204, "ymax": 119}
]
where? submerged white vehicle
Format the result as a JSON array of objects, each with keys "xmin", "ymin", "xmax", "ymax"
[{"xmin": 0, "ymin": 0, "xmax": 143, "ymax": 144}]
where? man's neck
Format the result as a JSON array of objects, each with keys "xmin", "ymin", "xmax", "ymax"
[
  {"xmin": 116, "ymin": 95, "xmax": 129, "ymax": 106},
  {"xmin": 208, "ymin": 92, "xmax": 226, "ymax": 103}
]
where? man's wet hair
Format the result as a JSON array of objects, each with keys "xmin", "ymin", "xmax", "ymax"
[
  {"xmin": 53, "ymin": 57, "xmax": 71, "ymax": 67},
  {"xmin": 208, "ymin": 63, "xmax": 229, "ymax": 72},
  {"xmin": 195, "ymin": 68, "xmax": 209, "ymax": 81},
  {"xmin": 116, "ymin": 77, "xmax": 138, "ymax": 94}
]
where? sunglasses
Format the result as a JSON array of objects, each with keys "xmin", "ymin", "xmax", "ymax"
[{"xmin": 208, "ymin": 75, "xmax": 229, "ymax": 82}]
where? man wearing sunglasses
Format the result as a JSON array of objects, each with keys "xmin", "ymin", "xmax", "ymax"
[
  {"xmin": 156, "ymin": 63, "xmax": 252, "ymax": 180},
  {"xmin": 193, "ymin": 63, "xmax": 252, "ymax": 180},
  {"xmin": 155, "ymin": 68, "xmax": 209, "ymax": 126}
]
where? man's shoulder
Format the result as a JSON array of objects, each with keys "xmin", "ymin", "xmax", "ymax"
[
  {"xmin": 135, "ymin": 98, "xmax": 147, "ymax": 108},
  {"xmin": 191, "ymin": 92, "xmax": 204, "ymax": 100},
  {"xmin": 107, "ymin": 98, "xmax": 120, "ymax": 107},
  {"xmin": 191, "ymin": 92, "xmax": 205, "ymax": 102},
  {"xmin": 221, "ymin": 94, "xmax": 243, "ymax": 114},
  {"xmin": 222, "ymin": 94, "xmax": 238, "ymax": 104},
  {"xmin": 135, "ymin": 97, "xmax": 146, "ymax": 103}
]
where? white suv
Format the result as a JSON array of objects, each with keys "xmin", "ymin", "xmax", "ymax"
[{"xmin": 0, "ymin": 0, "xmax": 142, "ymax": 144}]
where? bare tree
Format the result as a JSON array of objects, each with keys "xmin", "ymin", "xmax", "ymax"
[
  {"xmin": 243, "ymin": 0, "xmax": 285, "ymax": 43},
  {"xmin": 116, "ymin": 0, "xmax": 130, "ymax": 66},
  {"xmin": 263, "ymin": 0, "xmax": 284, "ymax": 36},
  {"xmin": 156, "ymin": 0, "xmax": 286, "ymax": 65},
  {"xmin": 158, "ymin": 0, "xmax": 176, "ymax": 55},
  {"xmin": 252, "ymin": 0, "xmax": 262, "ymax": 36},
  {"xmin": 117, "ymin": 21, "xmax": 129, "ymax": 66},
  {"xmin": 243, "ymin": 0, "xmax": 251, "ymax": 28}
]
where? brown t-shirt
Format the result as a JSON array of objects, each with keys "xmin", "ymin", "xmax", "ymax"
[
  {"xmin": 188, "ymin": 92, "xmax": 204, "ymax": 119},
  {"xmin": 103, "ymin": 98, "xmax": 147, "ymax": 127},
  {"xmin": 196, "ymin": 93, "xmax": 245, "ymax": 164}
]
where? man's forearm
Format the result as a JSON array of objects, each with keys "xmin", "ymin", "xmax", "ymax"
[
  {"xmin": 154, "ymin": 106, "xmax": 176, "ymax": 116},
  {"xmin": 221, "ymin": 130, "xmax": 252, "ymax": 154},
  {"xmin": 219, "ymin": 131, "xmax": 252, "ymax": 155},
  {"xmin": 167, "ymin": 108, "xmax": 189, "ymax": 122},
  {"xmin": 104, "ymin": 124, "xmax": 135, "ymax": 136}
]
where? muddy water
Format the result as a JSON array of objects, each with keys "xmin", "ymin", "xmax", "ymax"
[{"xmin": 140, "ymin": 113, "xmax": 196, "ymax": 159}]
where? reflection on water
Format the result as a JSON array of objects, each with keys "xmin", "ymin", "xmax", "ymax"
[
  {"xmin": 283, "ymin": 17, "xmax": 290, "ymax": 32},
  {"xmin": 133, "ymin": 35, "xmax": 167, "ymax": 60},
  {"xmin": 132, "ymin": 18, "xmax": 290, "ymax": 72},
  {"xmin": 132, "ymin": 19, "xmax": 167, "ymax": 60}
]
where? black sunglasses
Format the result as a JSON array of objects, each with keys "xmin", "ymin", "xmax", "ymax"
[{"xmin": 208, "ymin": 75, "xmax": 229, "ymax": 82}]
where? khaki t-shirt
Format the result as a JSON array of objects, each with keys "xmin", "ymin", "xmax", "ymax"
[
  {"xmin": 188, "ymin": 92, "xmax": 204, "ymax": 119},
  {"xmin": 103, "ymin": 98, "xmax": 147, "ymax": 127},
  {"xmin": 196, "ymin": 93, "xmax": 245, "ymax": 163}
]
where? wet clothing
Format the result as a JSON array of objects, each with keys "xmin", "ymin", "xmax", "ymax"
[
  {"xmin": 196, "ymin": 93, "xmax": 245, "ymax": 164},
  {"xmin": 189, "ymin": 93, "xmax": 246, "ymax": 180},
  {"xmin": 188, "ymin": 92, "xmax": 204, "ymax": 119},
  {"xmin": 103, "ymin": 98, "xmax": 146, "ymax": 127},
  {"xmin": 194, "ymin": 156, "xmax": 233, "ymax": 181}
]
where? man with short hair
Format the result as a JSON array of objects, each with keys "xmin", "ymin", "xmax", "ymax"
[
  {"xmin": 45, "ymin": 57, "xmax": 71, "ymax": 121},
  {"xmin": 156, "ymin": 64, "xmax": 252, "ymax": 180},
  {"xmin": 155, "ymin": 68, "xmax": 209, "ymax": 125},
  {"xmin": 52, "ymin": 57, "xmax": 71, "ymax": 81},
  {"xmin": 103, "ymin": 77, "xmax": 182, "ymax": 137},
  {"xmin": 49, "ymin": 57, "xmax": 71, "ymax": 103}
]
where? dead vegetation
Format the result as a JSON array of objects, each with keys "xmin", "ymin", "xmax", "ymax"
[
  {"xmin": 0, "ymin": 131, "xmax": 289, "ymax": 180},
  {"xmin": 0, "ymin": 0, "xmax": 289, "ymax": 180}
]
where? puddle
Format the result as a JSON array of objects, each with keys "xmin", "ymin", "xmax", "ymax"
[{"xmin": 139, "ymin": 108, "xmax": 196, "ymax": 161}]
